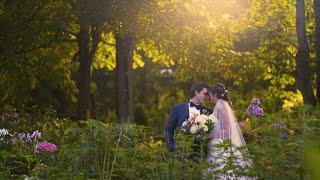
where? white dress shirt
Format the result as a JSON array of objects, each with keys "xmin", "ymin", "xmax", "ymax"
[{"xmin": 188, "ymin": 101, "xmax": 201, "ymax": 119}]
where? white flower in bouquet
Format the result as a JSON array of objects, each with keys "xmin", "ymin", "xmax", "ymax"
[
  {"xmin": 208, "ymin": 113, "xmax": 218, "ymax": 123},
  {"xmin": 203, "ymin": 126, "xmax": 208, "ymax": 132},
  {"xmin": 195, "ymin": 114, "xmax": 207, "ymax": 125},
  {"xmin": 199, "ymin": 123, "xmax": 205, "ymax": 129},
  {"xmin": 190, "ymin": 125, "xmax": 199, "ymax": 134},
  {"xmin": 199, "ymin": 123, "xmax": 209, "ymax": 132},
  {"xmin": 182, "ymin": 121, "xmax": 188, "ymax": 127},
  {"xmin": 181, "ymin": 114, "xmax": 215, "ymax": 136},
  {"xmin": 181, "ymin": 121, "xmax": 190, "ymax": 132}
]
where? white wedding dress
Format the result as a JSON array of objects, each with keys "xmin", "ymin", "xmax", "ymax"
[{"xmin": 206, "ymin": 99, "xmax": 253, "ymax": 179}]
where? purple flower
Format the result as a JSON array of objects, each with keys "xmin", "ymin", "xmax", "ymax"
[
  {"xmin": 18, "ymin": 133, "xmax": 33, "ymax": 142},
  {"xmin": 279, "ymin": 133, "xmax": 288, "ymax": 139},
  {"xmin": 278, "ymin": 123, "xmax": 288, "ymax": 130},
  {"xmin": 18, "ymin": 130, "xmax": 42, "ymax": 143},
  {"xmin": 257, "ymin": 107, "xmax": 263, "ymax": 114},
  {"xmin": 251, "ymin": 98, "xmax": 261, "ymax": 106},
  {"xmin": 18, "ymin": 133, "xmax": 26, "ymax": 140},
  {"xmin": 246, "ymin": 98, "xmax": 264, "ymax": 118},
  {"xmin": 25, "ymin": 135, "xmax": 33, "ymax": 143},
  {"xmin": 35, "ymin": 141, "xmax": 57, "ymax": 153},
  {"xmin": 31, "ymin": 130, "xmax": 41, "ymax": 140}
]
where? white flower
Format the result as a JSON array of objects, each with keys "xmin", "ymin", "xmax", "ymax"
[
  {"xmin": 199, "ymin": 124, "xmax": 209, "ymax": 132},
  {"xmin": 182, "ymin": 121, "xmax": 188, "ymax": 127},
  {"xmin": 199, "ymin": 123, "xmax": 206, "ymax": 129},
  {"xmin": 195, "ymin": 115, "xmax": 207, "ymax": 125},
  {"xmin": 190, "ymin": 125, "xmax": 198, "ymax": 134},
  {"xmin": 0, "ymin": 128, "xmax": 11, "ymax": 136},
  {"xmin": 181, "ymin": 121, "xmax": 188, "ymax": 132},
  {"xmin": 203, "ymin": 126, "xmax": 208, "ymax": 132},
  {"xmin": 208, "ymin": 114, "xmax": 218, "ymax": 123}
]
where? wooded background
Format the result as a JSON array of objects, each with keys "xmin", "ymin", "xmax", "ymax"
[{"xmin": 1, "ymin": 0, "xmax": 320, "ymax": 134}]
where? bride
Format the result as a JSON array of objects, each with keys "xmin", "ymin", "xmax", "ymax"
[{"xmin": 205, "ymin": 83, "xmax": 253, "ymax": 179}]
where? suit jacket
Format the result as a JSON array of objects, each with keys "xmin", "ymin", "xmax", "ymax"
[{"xmin": 165, "ymin": 102, "xmax": 212, "ymax": 152}]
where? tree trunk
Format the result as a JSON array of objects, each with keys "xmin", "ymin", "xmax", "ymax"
[
  {"xmin": 115, "ymin": 28, "xmax": 134, "ymax": 122},
  {"xmin": 295, "ymin": 0, "xmax": 317, "ymax": 105},
  {"xmin": 76, "ymin": 19, "xmax": 91, "ymax": 120},
  {"xmin": 314, "ymin": 0, "xmax": 320, "ymax": 103},
  {"xmin": 90, "ymin": 93, "xmax": 96, "ymax": 119}
]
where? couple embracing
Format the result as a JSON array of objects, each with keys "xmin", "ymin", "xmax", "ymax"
[{"xmin": 166, "ymin": 82, "xmax": 252, "ymax": 178}]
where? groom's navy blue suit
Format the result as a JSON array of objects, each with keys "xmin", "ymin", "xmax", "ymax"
[{"xmin": 165, "ymin": 102, "xmax": 212, "ymax": 152}]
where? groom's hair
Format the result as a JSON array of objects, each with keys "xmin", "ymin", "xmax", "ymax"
[{"xmin": 189, "ymin": 82, "xmax": 209, "ymax": 98}]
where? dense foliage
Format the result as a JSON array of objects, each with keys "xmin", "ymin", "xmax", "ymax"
[{"xmin": 1, "ymin": 106, "xmax": 320, "ymax": 179}]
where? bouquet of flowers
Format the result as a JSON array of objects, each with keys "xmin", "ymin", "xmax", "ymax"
[{"xmin": 180, "ymin": 114, "xmax": 217, "ymax": 139}]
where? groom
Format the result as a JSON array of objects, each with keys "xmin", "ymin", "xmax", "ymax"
[{"xmin": 166, "ymin": 82, "xmax": 213, "ymax": 152}]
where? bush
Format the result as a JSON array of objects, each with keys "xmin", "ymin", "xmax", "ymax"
[
  {"xmin": 244, "ymin": 106, "xmax": 320, "ymax": 178},
  {"xmin": 1, "ymin": 106, "xmax": 320, "ymax": 179}
]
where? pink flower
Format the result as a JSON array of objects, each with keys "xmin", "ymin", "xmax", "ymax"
[
  {"xmin": 35, "ymin": 141, "xmax": 57, "ymax": 153},
  {"xmin": 183, "ymin": 124, "xmax": 191, "ymax": 131}
]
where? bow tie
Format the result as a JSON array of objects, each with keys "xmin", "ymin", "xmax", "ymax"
[{"xmin": 190, "ymin": 102, "xmax": 202, "ymax": 110}]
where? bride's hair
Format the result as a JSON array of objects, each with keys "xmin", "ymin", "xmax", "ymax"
[{"xmin": 210, "ymin": 83, "xmax": 232, "ymax": 105}]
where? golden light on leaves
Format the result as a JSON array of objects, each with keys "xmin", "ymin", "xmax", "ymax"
[{"xmin": 281, "ymin": 90, "xmax": 303, "ymax": 111}]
